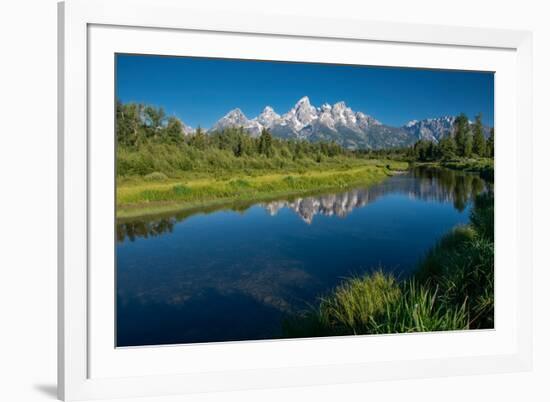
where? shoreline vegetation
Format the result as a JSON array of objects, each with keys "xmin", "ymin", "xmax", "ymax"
[
  {"xmin": 411, "ymin": 159, "xmax": 494, "ymax": 182},
  {"xmin": 117, "ymin": 162, "xmax": 407, "ymax": 219},
  {"xmin": 283, "ymin": 191, "xmax": 494, "ymax": 336}
]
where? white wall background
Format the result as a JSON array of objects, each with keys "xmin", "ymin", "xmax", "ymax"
[{"xmin": 0, "ymin": 0, "xmax": 548, "ymax": 401}]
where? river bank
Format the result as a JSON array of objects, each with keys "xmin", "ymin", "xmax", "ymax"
[{"xmin": 409, "ymin": 158, "xmax": 494, "ymax": 181}]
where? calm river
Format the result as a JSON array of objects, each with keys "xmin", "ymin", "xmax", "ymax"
[{"xmin": 116, "ymin": 167, "xmax": 488, "ymax": 346}]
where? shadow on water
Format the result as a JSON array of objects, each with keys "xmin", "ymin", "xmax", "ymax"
[{"xmin": 116, "ymin": 166, "xmax": 490, "ymax": 346}]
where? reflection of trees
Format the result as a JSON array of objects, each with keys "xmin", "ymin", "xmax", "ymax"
[
  {"xmin": 116, "ymin": 166, "xmax": 489, "ymax": 240},
  {"xmin": 117, "ymin": 218, "xmax": 175, "ymax": 242}
]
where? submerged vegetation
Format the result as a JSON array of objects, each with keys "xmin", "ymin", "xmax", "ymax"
[{"xmin": 283, "ymin": 191, "xmax": 494, "ymax": 336}]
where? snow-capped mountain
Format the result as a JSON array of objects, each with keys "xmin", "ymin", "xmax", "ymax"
[
  {"xmin": 205, "ymin": 97, "xmax": 491, "ymax": 149},
  {"xmin": 209, "ymin": 108, "xmax": 263, "ymax": 136},
  {"xmin": 403, "ymin": 116, "xmax": 456, "ymax": 142},
  {"xmin": 209, "ymin": 96, "xmax": 393, "ymax": 149},
  {"xmin": 403, "ymin": 116, "xmax": 492, "ymax": 143},
  {"xmin": 256, "ymin": 106, "xmax": 280, "ymax": 127}
]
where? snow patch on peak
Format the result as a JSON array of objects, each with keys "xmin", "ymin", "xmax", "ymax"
[
  {"xmin": 256, "ymin": 106, "xmax": 281, "ymax": 127},
  {"xmin": 332, "ymin": 101, "xmax": 347, "ymax": 109},
  {"xmin": 224, "ymin": 108, "xmax": 246, "ymax": 118},
  {"xmin": 320, "ymin": 103, "xmax": 332, "ymax": 112}
]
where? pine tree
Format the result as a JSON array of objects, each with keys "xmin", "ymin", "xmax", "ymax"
[
  {"xmin": 258, "ymin": 128, "xmax": 273, "ymax": 156},
  {"xmin": 472, "ymin": 114, "xmax": 486, "ymax": 157},
  {"xmin": 464, "ymin": 130, "xmax": 473, "ymax": 158},
  {"xmin": 486, "ymin": 128, "xmax": 494, "ymax": 158},
  {"xmin": 165, "ymin": 117, "xmax": 183, "ymax": 143},
  {"xmin": 191, "ymin": 126, "xmax": 207, "ymax": 150},
  {"xmin": 453, "ymin": 113, "xmax": 470, "ymax": 157},
  {"xmin": 438, "ymin": 136, "xmax": 457, "ymax": 160}
]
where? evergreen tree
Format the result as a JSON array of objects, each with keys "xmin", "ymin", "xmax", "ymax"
[
  {"xmin": 438, "ymin": 136, "xmax": 457, "ymax": 160},
  {"xmin": 413, "ymin": 140, "xmax": 434, "ymax": 161},
  {"xmin": 258, "ymin": 128, "xmax": 273, "ymax": 156},
  {"xmin": 486, "ymin": 128, "xmax": 494, "ymax": 157},
  {"xmin": 464, "ymin": 129, "xmax": 473, "ymax": 158},
  {"xmin": 453, "ymin": 113, "xmax": 470, "ymax": 157},
  {"xmin": 472, "ymin": 114, "xmax": 486, "ymax": 157},
  {"xmin": 191, "ymin": 126, "xmax": 207, "ymax": 150},
  {"xmin": 165, "ymin": 117, "xmax": 183, "ymax": 143},
  {"xmin": 234, "ymin": 135, "xmax": 244, "ymax": 157}
]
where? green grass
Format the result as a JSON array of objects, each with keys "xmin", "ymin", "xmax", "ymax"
[
  {"xmin": 283, "ymin": 192, "xmax": 494, "ymax": 337},
  {"xmin": 116, "ymin": 160, "xmax": 407, "ymax": 219},
  {"xmin": 283, "ymin": 272, "xmax": 469, "ymax": 338}
]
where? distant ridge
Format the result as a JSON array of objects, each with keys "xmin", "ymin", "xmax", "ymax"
[{"xmin": 181, "ymin": 97, "xmax": 492, "ymax": 150}]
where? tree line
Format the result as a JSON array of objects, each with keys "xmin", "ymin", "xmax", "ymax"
[
  {"xmin": 407, "ymin": 114, "xmax": 494, "ymax": 162},
  {"xmin": 116, "ymin": 101, "xmax": 347, "ymax": 161},
  {"xmin": 116, "ymin": 102, "xmax": 494, "ymax": 178}
]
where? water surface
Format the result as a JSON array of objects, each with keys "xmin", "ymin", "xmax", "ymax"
[{"xmin": 116, "ymin": 167, "xmax": 488, "ymax": 346}]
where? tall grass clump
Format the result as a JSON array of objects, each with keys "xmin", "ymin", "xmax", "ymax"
[
  {"xmin": 284, "ymin": 275, "xmax": 468, "ymax": 337},
  {"xmin": 317, "ymin": 271, "xmax": 401, "ymax": 335}
]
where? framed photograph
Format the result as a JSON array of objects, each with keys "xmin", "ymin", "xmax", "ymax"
[{"xmin": 58, "ymin": 0, "xmax": 533, "ymax": 400}]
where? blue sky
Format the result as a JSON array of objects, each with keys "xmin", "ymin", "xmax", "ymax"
[{"xmin": 116, "ymin": 54, "xmax": 494, "ymax": 128}]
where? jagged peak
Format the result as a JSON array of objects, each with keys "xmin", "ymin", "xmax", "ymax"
[
  {"xmin": 333, "ymin": 101, "xmax": 347, "ymax": 108},
  {"xmin": 224, "ymin": 108, "xmax": 246, "ymax": 118},
  {"xmin": 262, "ymin": 106, "xmax": 275, "ymax": 113},
  {"xmin": 209, "ymin": 98, "xmax": 474, "ymax": 149},
  {"xmin": 259, "ymin": 106, "xmax": 280, "ymax": 117},
  {"xmin": 294, "ymin": 96, "xmax": 312, "ymax": 109},
  {"xmin": 405, "ymin": 115, "xmax": 456, "ymax": 127}
]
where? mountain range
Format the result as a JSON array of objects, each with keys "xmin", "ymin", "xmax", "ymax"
[{"xmin": 180, "ymin": 96, "xmax": 491, "ymax": 150}]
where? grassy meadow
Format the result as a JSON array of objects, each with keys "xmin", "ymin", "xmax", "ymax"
[{"xmin": 117, "ymin": 162, "xmax": 407, "ymax": 219}]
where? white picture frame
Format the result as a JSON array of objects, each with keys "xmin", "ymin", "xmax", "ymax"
[{"xmin": 58, "ymin": 0, "xmax": 533, "ymax": 400}]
